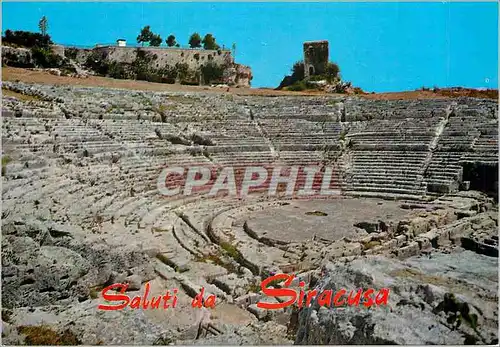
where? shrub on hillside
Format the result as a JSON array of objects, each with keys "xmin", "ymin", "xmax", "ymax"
[
  {"xmin": 181, "ymin": 77, "xmax": 200, "ymax": 86},
  {"xmin": 2, "ymin": 29, "xmax": 52, "ymax": 48},
  {"xmin": 158, "ymin": 65, "xmax": 177, "ymax": 84},
  {"xmin": 324, "ymin": 62, "xmax": 340, "ymax": 83},
  {"xmin": 353, "ymin": 87, "xmax": 365, "ymax": 95},
  {"xmin": 292, "ymin": 61, "xmax": 305, "ymax": 81},
  {"xmin": 201, "ymin": 62, "xmax": 224, "ymax": 84},
  {"xmin": 175, "ymin": 62, "xmax": 191, "ymax": 82},
  {"xmin": 276, "ymin": 60, "xmax": 305, "ymax": 90},
  {"xmin": 108, "ymin": 62, "xmax": 128, "ymax": 79},
  {"xmin": 309, "ymin": 75, "xmax": 327, "ymax": 82},
  {"xmin": 64, "ymin": 48, "xmax": 79, "ymax": 60},
  {"xmin": 277, "ymin": 59, "xmax": 347, "ymax": 92},
  {"xmin": 84, "ymin": 51, "xmax": 110, "ymax": 75},
  {"xmin": 131, "ymin": 49, "xmax": 160, "ymax": 81},
  {"xmin": 31, "ymin": 47, "xmax": 64, "ymax": 68},
  {"xmin": 286, "ymin": 80, "xmax": 308, "ymax": 91}
]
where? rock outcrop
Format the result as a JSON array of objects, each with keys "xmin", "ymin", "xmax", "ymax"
[
  {"xmin": 296, "ymin": 251, "xmax": 498, "ymax": 345},
  {"xmin": 2, "ymin": 46, "xmax": 34, "ymax": 68}
]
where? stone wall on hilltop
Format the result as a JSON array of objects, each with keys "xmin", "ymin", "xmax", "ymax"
[
  {"xmin": 84, "ymin": 46, "xmax": 252, "ymax": 87},
  {"xmin": 2, "ymin": 44, "xmax": 253, "ymax": 87},
  {"xmin": 93, "ymin": 46, "xmax": 234, "ymax": 71}
]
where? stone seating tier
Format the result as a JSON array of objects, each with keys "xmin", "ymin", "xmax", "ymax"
[{"xmin": 2, "ymin": 83, "xmax": 498, "ymax": 204}]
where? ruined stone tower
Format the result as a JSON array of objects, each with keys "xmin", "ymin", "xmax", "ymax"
[{"xmin": 303, "ymin": 40, "xmax": 329, "ymax": 79}]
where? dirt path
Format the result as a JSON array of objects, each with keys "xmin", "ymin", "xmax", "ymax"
[
  {"xmin": 2, "ymin": 67, "xmax": 329, "ymax": 97},
  {"xmin": 3, "ymin": 67, "xmax": 496, "ymax": 100}
]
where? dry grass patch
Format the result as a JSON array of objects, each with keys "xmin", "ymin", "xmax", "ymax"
[
  {"xmin": 2, "ymin": 155, "xmax": 12, "ymax": 176},
  {"xmin": 2, "ymin": 88, "xmax": 41, "ymax": 102},
  {"xmin": 362, "ymin": 240, "xmax": 381, "ymax": 250},
  {"xmin": 195, "ymin": 252, "xmax": 240, "ymax": 274},
  {"xmin": 17, "ymin": 325, "xmax": 81, "ymax": 345}
]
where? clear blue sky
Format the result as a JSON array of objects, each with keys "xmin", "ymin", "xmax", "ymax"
[{"xmin": 2, "ymin": 2, "xmax": 498, "ymax": 92}]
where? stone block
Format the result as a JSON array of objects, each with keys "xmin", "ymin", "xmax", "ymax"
[
  {"xmin": 384, "ymin": 239, "xmax": 398, "ymax": 251},
  {"xmin": 397, "ymin": 242, "xmax": 420, "ymax": 259},
  {"xmin": 415, "ymin": 237, "xmax": 432, "ymax": 251},
  {"xmin": 395, "ymin": 234, "xmax": 407, "ymax": 246},
  {"xmin": 411, "ymin": 217, "xmax": 430, "ymax": 237},
  {"xmin": 343, "ymin": 243, "xmax": 363, "ymax": 257},
  {"xmin": 448, "ymin": 222, "xmax": 472, "ymax": 240},
  {"xmin": 436, "ymin": 229, "xmax": 451, "ymax": 246},
  {"xmin": 358, "ymin": 235, "xmax": 373, "ymax": 244},
  {"xmin": 235, "ymin": 293, "xmax": 262, "ymax": 308},
  {"xmin": 247, "ymin": 304, "xmax": 268, "ymax": 320},
  {"xmin": 372, "ymin": 232, "xmax": 388, "ymax": 241},
  {"xmin": 460, "ymin": 181, "xmax": 471, "ymax": 191}
]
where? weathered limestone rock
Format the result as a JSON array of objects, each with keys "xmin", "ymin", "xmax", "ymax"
[
  {"xmin": 2, "ymin": 46, "xmax": 34, "ymax": 68},
  {"xmin": 2, "ymin": 219, "xmax": 155, "ymax": 308},
  {"xmin": 235, "ymin": 293, "xmax": 262, "ymax": 308},
  {"xmin": 296, "ymin": 251, "xmax": 498, "ymax": 345},
  {"xmin": 211, "ymin": 273, "xmax": 253, "ymax": 297},
  {"xmin": 176, "ymin": 321, "xmax": 292, "ymax": 345}
]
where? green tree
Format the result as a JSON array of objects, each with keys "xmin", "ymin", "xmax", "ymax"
[
  {"xmin": 2, "ymin": 30, "xmax": 52, "ymax": 48},
  {"xmin": 202, "ymin": 34, "xmax": 219, "ymax": 50},
  {"xmin": 137, "ymin": 26, "xmax": 153, "ymax": 46},
  {"xmin": 31, "ymin": 47, "xmax": 63, "ymax": 68},
  {"xmin": 149, "ymin": 34, "xmax": 162, "ymax": 47},
  {"xmin": 166, "ymin": 34, "xmax": 176, "ymax": 47},
  {"xmin": 324, "ymin": 62, "xmax": 340, "ymax": 83},
  {"xmin": 188, "ymin": 33, "xmax": 202, "ymax": 48},
  {"xmin": 292, "ymin": 61, "xmax": 305, "ymax": 81},
  {"xmin": 38, "ymin": 16, "xmax": 48, "ymax": 36}
]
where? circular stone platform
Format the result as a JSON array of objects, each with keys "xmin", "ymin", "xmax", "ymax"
[{"xmin": 243, "ymin": 198, "xmax": 422, "ymax": 243}]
